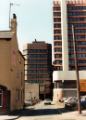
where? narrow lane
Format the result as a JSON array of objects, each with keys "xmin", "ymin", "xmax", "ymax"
[{"xmin": 10, "ymin": 101, "xmax": 65, "ymax": 120}]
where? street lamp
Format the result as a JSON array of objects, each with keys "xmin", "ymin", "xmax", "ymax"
[{"xmin": 72, "ymin": 25, "xmax": 81, "ymax": 114}]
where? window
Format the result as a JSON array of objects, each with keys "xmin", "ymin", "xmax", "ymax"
[
  {"xmin": 63, "ymin": 80, "xmax": 77, "ymax": 88},
  {"xmin": 16, "ymin": 89, "xmax": 20, "ymax": 101},
  {"xmin": 0, "ymin": 90, "xmax": 3, "ymax": 107},
  {"xmin": 54, "ymin": 35, "xmax": 62, "ymax": 40},
  {"xmin": 21, "ymin": 72, "xmax": 23, "ymax": 86},
  {"xmin": 79, "ymin": 66, "xmax": 86, "ymax": 70},
  {"xmin": 55, "ymin": 54, "xmax": 62, "ymax": 58},
  {"xmin": 69, "ymin": 54, "xmax": 74, "ymax": 58},
  {"xmin": 55, "ymin": 60, "xmax": 62, "ymax": 64},
  {"xmin": 54, "ymin": 42, "xmax": 62, "ymax": 46},
  {"xmin": 68, "ymin": 11, "xmax": 86, "ymax": 16},
  {"xmin": 68, "ymin": 29, "xmax": 86, "ymax": 34},
  {"xmin": 77, "ymin": 42, "xmax": 86, "ymax": 45},
  {"xmin": 70, "ymin": 23, "xmax": 86, "ymax": 28},
  {"xmin": 53, "ymin": 12, "xmax": 61, "ymax": 16},
  {"xmin": 28, "ymin": 49, "xmax": 47, "ymax": 53},
  {"xmin": 77, "ymin": 54, "xmax": 86, "ymax": 58},
  {"xmin": 54, "ymin": 18, "xmax": 61, "ymax": 22},
  {"xmin": 54, "ymin": 48, "xmax": 62, "ymax": 52},
  {"xmin": 54, "ymin": 24, "xmax": 61, "ymax": 28},
  {"xmin": 68, "ymin": 6, "xmax": 86, "ymax": 11},
  {"xmin": 69, "ymin": 60, "xmax": 75, "ymax": 64},
  {"xmin": 78, "ymin": 60, "xmax": 86, "ymax": 64},
  {"xmin": 54, "ymin": 81, "xmax": 62, "ymax": 88},
  {"xmin": 28, "ymin": 54, "xmax": 47, "ymax": 59},
  {"xmin": 53, "ymin": 7, "xmax": 60, "ymax": 11},
  {"xmin": 54, "ymin": 29, "xmax": 61, "ymax": 34}
]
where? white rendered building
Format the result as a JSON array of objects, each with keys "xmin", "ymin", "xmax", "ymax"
[{"xmin": 53, "ymin": 0, "xmax": 86, "ymax": 101}]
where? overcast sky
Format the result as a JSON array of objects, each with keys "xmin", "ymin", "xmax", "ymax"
[{"xmin": 0, "ymin": 0, "xmax": 53, "ymax": 51}]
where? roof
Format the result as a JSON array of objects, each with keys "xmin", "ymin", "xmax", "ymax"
[{"xmin": 0, "ymin": 31, "xmax": 14, "ymax": 39}]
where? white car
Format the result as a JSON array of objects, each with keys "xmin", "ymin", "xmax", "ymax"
[
  {"xmin": 25, "ymin": 100, "xmax": 33, "ymax": 106},
  {"xmin": 44, "ymin": 99, "xmax": 52, "ymax": 105},
  {"xmin": 64, "ymin": 97, "xmax": 77, "ymax": 104}
]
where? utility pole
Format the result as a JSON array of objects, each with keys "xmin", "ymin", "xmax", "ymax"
[{"xmin": 72, "ymin": 25, "xmax": 81, "ymax": 114}]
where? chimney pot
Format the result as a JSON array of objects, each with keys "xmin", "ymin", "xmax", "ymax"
[{"xmin": 13, "ymin": 13, "xmax": 16, "ymax": 19}]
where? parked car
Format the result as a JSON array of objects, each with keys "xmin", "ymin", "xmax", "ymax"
[
  {"xmin": 78, "ymin": 97, "xmax": 86, "ymax": 109},
  {"xmin": 73, "ymin": 100, "xmax": 86, "ymax": 110},
  {"xmin": 81, "ymin": 95, "xmax": 86, "ymax": 101},
  {"xmin": 64, "ymin": 97, "xmax": 77, "ymax": 110},
  {"xmin": 25, "ymin": 100, "xmax": 33, "ymax": 106},
  {"xmin": 44, "ymin": 99, "xmax": 52, "ymax": 105},
  {"xmin": 65, "ymin": 96, "xmax": 86, "ymax": 110},
  {"xmin": 64, "ymin": 97, "xmax": 77, "ymax": 103}
]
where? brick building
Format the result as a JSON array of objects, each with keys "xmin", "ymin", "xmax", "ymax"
[{"xmin": 0, "ymin": 14, "xmax": 25, "ymax": 113}]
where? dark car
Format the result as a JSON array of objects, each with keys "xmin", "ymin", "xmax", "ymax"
[
  {"xmin": 65, "ymin": 97, "xmax": 86, "ymax": 110},
  {"xmin": 80, "ymin": 99, "xmax": 86, "ymax": 109},
  {"xmin": 64, "ymin": 97, "xmax": 77, "ymax": 110},
  {"xmin": 65, "ymin": 101, "xmax": 76, "ymax": 110}
]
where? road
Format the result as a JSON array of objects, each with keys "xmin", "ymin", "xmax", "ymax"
[
  {"xmin": 0, "ymin": 101, "xmax": 86, "ymax": 120},
  {"xmin": 9, "ymin": 101, "xmax": 65, "ymax": 120}
]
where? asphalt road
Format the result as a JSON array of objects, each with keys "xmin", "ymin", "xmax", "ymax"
[
  {"xmin": 8, "ymin": 101, "xmax": 65, "ymax": 120},
  {"xmin": 1, "ymin": 101, "xmax": 86, "ymax": 120}
]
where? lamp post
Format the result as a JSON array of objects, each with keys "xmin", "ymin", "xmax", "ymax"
[{"xmin": 72, "ymin": 25, "xmax": 81, "ymax": 114}]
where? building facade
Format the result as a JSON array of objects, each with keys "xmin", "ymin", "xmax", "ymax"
[
  {"xmin": 0, "ymin": 14, "xmax": 25, "ymax": 113},
  {"xmin": 25, "ymin": 82, "xmax": 39, "ymax": 103},
  {"xmin": 53, "ymin": 0, "xmax": 86, "ymax": 101},
  {"xmin": 23, "ymin": 41, "xmax": 52, "ymax": 100}
]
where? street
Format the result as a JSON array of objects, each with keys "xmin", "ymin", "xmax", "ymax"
[
  {"xmin": 0, "ymin": 101, "xmax": 64, "ymax": 120},
  {"xmin": 0, "ymin": 101, "xmax": 86, "ymax": 120},
  {"xmin": 16, "ymin": 102, "xmax": 64, "ymax": 120}
]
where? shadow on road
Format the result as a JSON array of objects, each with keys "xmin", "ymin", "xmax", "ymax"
[
  {"xmin": 9, "ymin": 107, "xmax": 66, "ymax": 117},
  {"xmin": 4, "ymin": 108, "xmax": 86, "ymax": 120}
]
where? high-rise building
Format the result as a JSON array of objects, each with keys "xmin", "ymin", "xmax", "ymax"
[
  {"xmin": 53, "ymin": 0, "xmax": 86, "ymax": 101},
  {"xmin": 23, "ymin": 40, "xmax": 52, "ymax": 100}
]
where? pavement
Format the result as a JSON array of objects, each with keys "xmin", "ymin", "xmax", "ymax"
[
  {"xmin": 57, "ymin": 110, "xmax": 86, "ymax": 120},
  {"xmin": 0, "ymin": 101, "xmax": 86, "ymax": 120},
  {"xmin": 0, "ymin": 115, "xmax": 19, "ymax": 120}
]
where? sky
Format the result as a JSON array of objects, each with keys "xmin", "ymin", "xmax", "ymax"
[{"xmin": 0, "ymin": 0, "xmax": 53, "ymax": 51}]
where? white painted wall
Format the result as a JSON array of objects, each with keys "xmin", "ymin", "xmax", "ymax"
[
  {"xmin": 53, "ymin": 88, "xmax": 63, "ymax": 102},
  {"xmin": 53, "ymin": 71, "xmax": 86, "ymax": 81},
  {"xmin": 53, "ymin": 0, "xmax": 86, "ymax": 102},
  {"xmin": 61, "ymin": 0, "xmax": 69, "ymax": 71}
]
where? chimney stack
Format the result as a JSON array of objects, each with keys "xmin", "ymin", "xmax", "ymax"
[{"xmin": 11, "ymin": 13, "xmax": 17, "ymax": 32}]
